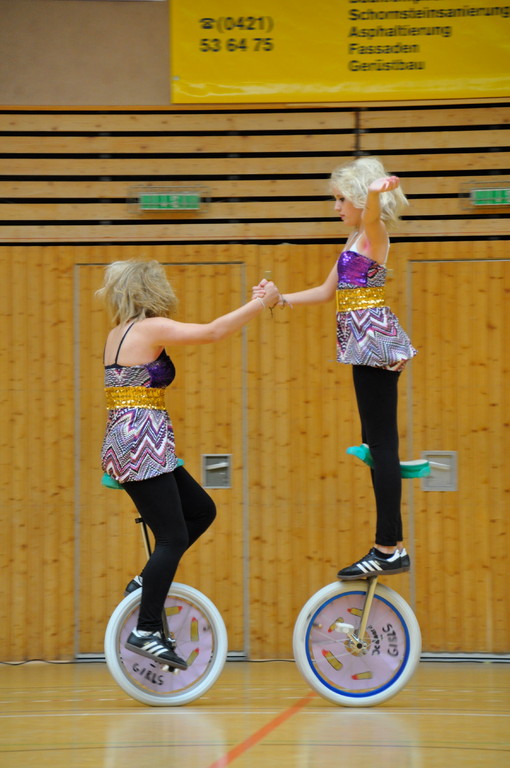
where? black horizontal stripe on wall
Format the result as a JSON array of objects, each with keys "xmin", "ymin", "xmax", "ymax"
[
  {"xmin": 2, "ymin": 148, "xmax": 508, "ymax": 160},
  {"xmin": 1, "ymin": 125, "xmax": 508, "ymax": 138},
  {"xmin": 1, "ymin": 213, "xmax": 508, "ymax": 227},
  {"xmin": 1, "ymin": 170, "xmax": 507, "ymax": 182},
  {"xmin": 360, "ymin": 102, "xmax": 510, "ymax": 112},
  {"xmin": 0, "ymin": 102, "xmax": 507, "ymax": 115},
  {"xmin": 361, "ymin": 124, "xmax": 510, "ymax": 134},
  {"xmin": 0, "ymin": 107, "xmax": 360, "ymax": 115},
  {"xmin": 0, "ymin": 151, "xmax": 352, "ymax": 159},
  {"xmin": 3, "ymin": 234, "xmax": 509, "ymax": 247},
  {"xmin": 0, "ymin": 129, "xmax": 353, "ymax": 137},
  {"xmin": 0, "ymin": 173, "xmax": 331, "ymax": 181},
  {"xmin": 0, "ymin": 194, "xmax": 470, "ymax": 204},
  {"xmin": 0, "ymin": 217, "xmax": 337, "ymax": 226},
  {"xmin": 356, "ymin": 146, "xmax": 510, "ymax": 156},
  {"xmin": 0, "ymin": 196, "xmax": 333, "ymax": 204}
]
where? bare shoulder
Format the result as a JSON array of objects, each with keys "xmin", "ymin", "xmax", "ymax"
[
  {"xmin": 103, "ymin": 318, "xmax": 167, "ymax": 366},
  {"xmin": 358, "ymin": 225, "xmax": 389, "ymax": 265}
]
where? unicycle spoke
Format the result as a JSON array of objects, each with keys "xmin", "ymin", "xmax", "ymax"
[{"xmin": 307, "ymin": 591, "xmax": 409, "ymax": 694}]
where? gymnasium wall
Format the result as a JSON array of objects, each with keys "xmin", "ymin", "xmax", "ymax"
[
  {"xmin": 0, "ymin": 2, "xmax": 509, "ymax": 661},
  {"xmin": 1, "ymin": 102, "xmax": 509, "ymax": 661}
]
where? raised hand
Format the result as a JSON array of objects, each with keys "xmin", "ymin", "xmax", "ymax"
[{"xmin": 369, "ymin": 175, "xmax": 400, "ymax": 194}]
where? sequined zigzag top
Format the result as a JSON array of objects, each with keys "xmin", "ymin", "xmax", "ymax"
[
  {"xmin": 101, "ymin": 350, "xmax": 178, "ymax": 483},
  {"xmin": 336, "ymin": 248, "xmax": 417, "ymax": 371}
]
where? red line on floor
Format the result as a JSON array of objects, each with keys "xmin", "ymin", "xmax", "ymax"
[{"xmin": 206, "ymin": 690, "xmax": 318, "ymax": 768}]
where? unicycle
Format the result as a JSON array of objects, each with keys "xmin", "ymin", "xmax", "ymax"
[
  {"xmin": 292, "ymin": 446, "xmax": 431, "ymax": 707},
  {"xmin": 293, "ymin": 576, "xmax": 421, "ymax": 706},
  {"xmin": 102, "ymin": 473, "xmax": 228, "ymax": 706}
]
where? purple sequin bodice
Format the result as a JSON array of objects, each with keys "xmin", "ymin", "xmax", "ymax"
[
  {"xmin": 104, "ymin": 349, "xmax": 175, "ymax": 389},
  {"xmin": 337, "ymin": 250, "xmax": 386, "ymax": 288}
]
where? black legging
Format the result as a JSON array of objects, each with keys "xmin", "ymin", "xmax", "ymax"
[
  {"xmin": 352, "ymin": 365, "xmax": 403, "ymax": 547},
  {"xmin": 123, "ymin": 466, "xmax": 216, "ymax": 632}
]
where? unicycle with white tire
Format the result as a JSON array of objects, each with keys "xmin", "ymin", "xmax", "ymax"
[
  {"xmin": 292, "ymin": 446, "xmax": 430, "ymax": 707},
  {"xmin": 102, "ymin": 473, "xmax": 228, "ymax": 706},
  {"xmin": 293, "ymin": 576, "xmax": 421, "ymax": 706}
]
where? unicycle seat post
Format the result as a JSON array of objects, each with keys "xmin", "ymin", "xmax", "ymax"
[
  {"xmin": 356, "ymin": 575, "xmax": 378, "ymax": 644},
  {"xmin": 134, "ymin": 516, "xmax": 152, "ymax": 558},
  {"xmin": 133, "ymin": 515, "xmax": 174, "ymax": 644}
]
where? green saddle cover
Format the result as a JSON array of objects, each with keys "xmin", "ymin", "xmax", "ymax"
[
  {"xmin": 101, "ymin": 458, "xmax": 185, "ymax": 490},
  {"xmin": 346, "ymin": 444, "xmax": 431, "ymax": 478}
]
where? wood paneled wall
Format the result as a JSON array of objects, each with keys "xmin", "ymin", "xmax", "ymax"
[
  {"xmin": 1, "ymin": 101, "xmax": 509, "ymax": 242},
  {"xmin": 0, "ymin": 102, "xmax": 509, "ymax": 661}
]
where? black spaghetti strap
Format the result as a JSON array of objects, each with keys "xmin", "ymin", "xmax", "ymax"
[{"xmin": 114, "ymin": 321, "xmax": 137, "ymax": 365}]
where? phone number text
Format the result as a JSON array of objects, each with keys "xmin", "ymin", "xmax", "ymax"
[
  {"xmin": 199, "ymin": 16, "xmax": 274, "ymax": 33},
  {"xmin": 200, "ymin": 38, "xmax": 274, "ymax": 52}
]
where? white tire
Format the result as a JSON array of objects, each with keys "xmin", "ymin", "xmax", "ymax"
[
  {"xmin": 105, "ymin": 582, "xmax": 228, "ymax": 706},
  {"xmin": 293, "ymin": 580, "xmax": 421, "ymax": 706}
]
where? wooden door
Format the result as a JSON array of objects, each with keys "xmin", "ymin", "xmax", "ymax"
[
  {"xmin": 75, "ymin": 261, "xmax": 247, "ymax": 655},
  {"xmin": 409, "ymin": 258, "xmax": 510, "ymax": 652}
]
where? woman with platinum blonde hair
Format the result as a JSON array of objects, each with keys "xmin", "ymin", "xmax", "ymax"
[
  {"xmin": 254, "ymin": 156, "xmax": 417, "ymax": 581},
  {"xmin": 330, "ymin": 156, "xmax": 408, "ymax": 229},
  {"xmin": 98, "ymin": 259, "xmax": 279, "ymax": 669}
]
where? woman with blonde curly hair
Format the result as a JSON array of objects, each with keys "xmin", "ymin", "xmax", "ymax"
[
  {"xmin": 254, "ymin": 156, "xmax": 416, "ymax": 580},
  {"xmin": 98, "ymin": 260, "xmax": 279, "ymax": 669}
]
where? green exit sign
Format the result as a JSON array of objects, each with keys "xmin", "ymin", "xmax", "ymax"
[
  {"xmin": 470, "ymin": 188, "xmax": 510, "ymax": 206},
  {"xmin": 130, "ymin": 186, "xmax": 207, "ymax": 213},
  {"xmin": 139, "ymin": 192, "xmax": 201, "ymax": 211}
]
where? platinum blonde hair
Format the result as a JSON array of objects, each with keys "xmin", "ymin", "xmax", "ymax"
[
  {"xmin": 96, "ymin": 260, "xmax": 178, "ymax": 325},
  {"xmin": 330, "ymin": 156, "xmax": 409, "ymax": 228}
]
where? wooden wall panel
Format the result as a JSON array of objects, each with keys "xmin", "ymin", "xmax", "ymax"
[
  {"xmin": 0, "ymin": 241, "xmax": 509, "ymax": 660},
  {"xmin": 2, "ymin": 218, "xmax": 509, "ymax": 244},
  {"xmin": 1, "ymin": 101, "xmax": 509, "ymax": 661},
  {"xmin": 360, "ymin": 105, "xmax": 510, "ymax": 129},
  {"xmin": 0, "ymin": 197, "xmax": 503, "ymax": 221},
  {"xmin": 0, "ymin": 200, "xmax": 333, "ymax": 222},
  {"xmin": 0, "ymin": 109, "xmax": 352, "ymax": 132},
  {"xmin": 408, "ymin": 253, "xmax": 510, "ymax": 653},
  {"xmin": 1, "ymin": 133, "xmax": 351, "ymax": 154},
  {"xmin": 0, "ymin": 246, "xmax": 75, "ymax": 660},
  {"xmin": 1, "ymin": 101, "xmax": 508, "ymax": 244}
]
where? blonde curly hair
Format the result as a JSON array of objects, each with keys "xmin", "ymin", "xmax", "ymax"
[
  {"xmin": 330, "ymin": 156, "xmax": 409, "ymax": 229},
  {"xmin": 96, "ymin": 259, "xmax": 178, "ymax": 325}
]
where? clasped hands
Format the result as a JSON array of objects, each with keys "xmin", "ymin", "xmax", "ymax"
[{"xmin": 251, "ymin": 278, "xmax": 285, "ymax": 310}]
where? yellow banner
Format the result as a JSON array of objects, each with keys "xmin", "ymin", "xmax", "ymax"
[{"xmin": 170, "ymin": 0, "xmax": 510, "ymax": 102}]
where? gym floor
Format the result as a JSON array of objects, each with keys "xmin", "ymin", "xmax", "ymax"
[{"xmin": 0, "ymin": 659, "xmax": 509, "ymax": 767}]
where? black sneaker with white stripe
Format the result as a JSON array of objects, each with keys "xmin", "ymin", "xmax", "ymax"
[
  {"xmin": 123, "ymin": 578, "xmax": 178, "ymax": 650},
  {"xmin": 337, "ymin": 547, "xmax": 411, "ymax": 580},
  {"xmin": 124, "ymin": 574, "xmax": 143, "ymax": 595},
  {"xmin": 125, "ymin": 630, "xmax": 188, "ymax": 670}
]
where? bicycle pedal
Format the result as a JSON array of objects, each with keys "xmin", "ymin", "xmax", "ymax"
[
  {"xmin": 160, "ymin": 663, "xmax": 180, "ymax": 675},
  {"xmin": 334, "ymin": 621, "xmax": 355, "ymax": 634}
]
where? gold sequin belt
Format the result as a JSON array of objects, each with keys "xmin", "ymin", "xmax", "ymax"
[
  {"xmin": 105, "ymin": 386, "xmax": 166, "ymax": 410},
  {"xmin": 336, "ymin": 287, "xmax": 386, "ymax": 313}
]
